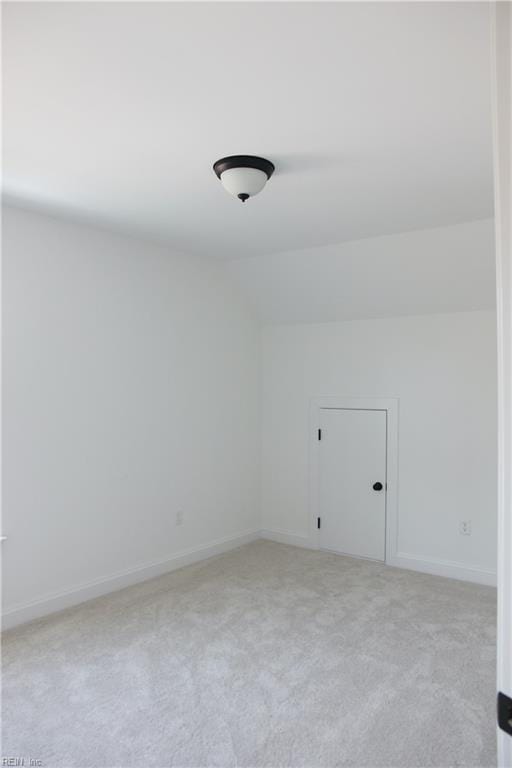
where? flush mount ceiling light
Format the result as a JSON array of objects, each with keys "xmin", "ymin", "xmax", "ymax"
[{"xmin": 213, "ymin": 155, "xmax": 275, "ymax": 203}]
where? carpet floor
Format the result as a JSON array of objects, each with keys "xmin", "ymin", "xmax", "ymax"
[{"xmin": 2, "ymin": 540, "xmax": 497, "ymax": 768}]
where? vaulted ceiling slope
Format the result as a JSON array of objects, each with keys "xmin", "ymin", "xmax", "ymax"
[
  {"xmin": 3, "ymin": 2, "xmax": 493, "ymax": 260},
  {"xmin": 226, "ymin": 219, "xmax": 496, "ymax": 325}
]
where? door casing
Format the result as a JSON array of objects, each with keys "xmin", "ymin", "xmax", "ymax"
[{"xmin": 309, "ymin": 397, "xmax": 399, "ymax": 565}]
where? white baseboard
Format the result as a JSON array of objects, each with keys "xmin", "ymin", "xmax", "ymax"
[
  {"xmin": 2, "ymin": 529, "xmax": 260, "ymax": 630},
  {"xmin": 259, "ymin": 528, "xmax": 314, "ymax": 549},
  {"xmin": 260, "ymin": 530, "xmax": 497, "ymax": 586},
  {"xmin": 388, "ymin": 552, "xmax": 497, "ymax": 587},
  {"xmin": 3, "ymin": 531, "xmax": 496, "ymax": 630},
  {"xmin": 259, "ymin": 530, "xmax": 496, "ymax": 586}
]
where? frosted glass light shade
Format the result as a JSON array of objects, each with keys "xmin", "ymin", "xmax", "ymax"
[
  {"xmin": 213, "ymin": 156, "xmax": 275, "ymax": 202},
  {"xmin": 220, "ymin": 167, "xmax": 268, "ymax": 199}
]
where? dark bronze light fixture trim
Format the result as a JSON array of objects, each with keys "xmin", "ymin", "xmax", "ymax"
[{"xmin": 213, "ymin": 155, "xmax": 275, "ymax": 180}]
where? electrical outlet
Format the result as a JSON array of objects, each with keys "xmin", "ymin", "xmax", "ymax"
[
  {"xmin": 176, "ymin": 510, "xmax": 184, "ymax": 526},
  {"xmin": 459, "ymin": 520, "xmax": 471, "ymax": 536}
]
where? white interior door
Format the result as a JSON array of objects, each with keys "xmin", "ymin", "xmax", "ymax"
[{"xmin": 318, "ymin": 408, "xmax": 387, "ymax": 561}]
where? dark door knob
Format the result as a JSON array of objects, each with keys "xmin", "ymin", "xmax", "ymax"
[{"xmin": 372, "ymin": 482, "xmax": 383, "ymax": 491}]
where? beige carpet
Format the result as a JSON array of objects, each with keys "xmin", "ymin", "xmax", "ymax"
[{"xmin": 2, "ymin": 540, "xmax": 497, "ymax": 767}]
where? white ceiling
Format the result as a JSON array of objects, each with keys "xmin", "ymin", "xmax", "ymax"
[
  {"xmin": 226, "ymin": 219, "xmax": 496, "ymax": 325},
  {"xmin": 3, "ymin": 2, "xmax": 494, "ymax": 261}
]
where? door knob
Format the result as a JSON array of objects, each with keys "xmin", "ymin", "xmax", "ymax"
[{"xmin": 372, "ymin": 482, "xmax": 383, "ymax": 491}]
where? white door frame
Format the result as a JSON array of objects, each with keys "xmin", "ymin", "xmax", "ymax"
[
  {"xmin": 309, "ymin": 397, "xmax": 399, "ymax": 563},
  {"xmin": 491, "ymin": 3, "xmax": 512, "ymax": 765}
]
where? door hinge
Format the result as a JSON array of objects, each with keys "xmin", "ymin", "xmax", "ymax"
[
  {"xmin": 498, "ymin": 691, "xmax": 512, "ymax": 736},
  {"xmin": 318, "ymin": 428, "xmax": 322, "ymax": 441},
  {"xmin": 317, "ymin": 517, "xmax": 321, "ymax": 529}
]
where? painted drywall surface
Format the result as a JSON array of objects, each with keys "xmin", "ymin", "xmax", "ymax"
[
  {"xmin": 4, "ymin": 3, "xmax": 493, "ymax": 259},
  {"xmin": 261, "ymin": 311, "xmax": 497, "ymax": 572},
  {"xmin": 227, "ymin": 219, "xmax": 496, "ymax": 325},
  {"xmin": 2, "ymin": 206, "xmax": 260, "ymax": 612}
]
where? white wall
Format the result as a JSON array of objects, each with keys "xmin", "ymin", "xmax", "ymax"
[
  {"xmin": 2, "ymin": 206, "xmax": 260, "ymax": 621},
  {"xmin": 2, "ymin": 204, "xmax": 498, "ymax": 627},
  {"xmin": 261, "ymin": 311, "xmax": 497, "ymax": 583}
]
